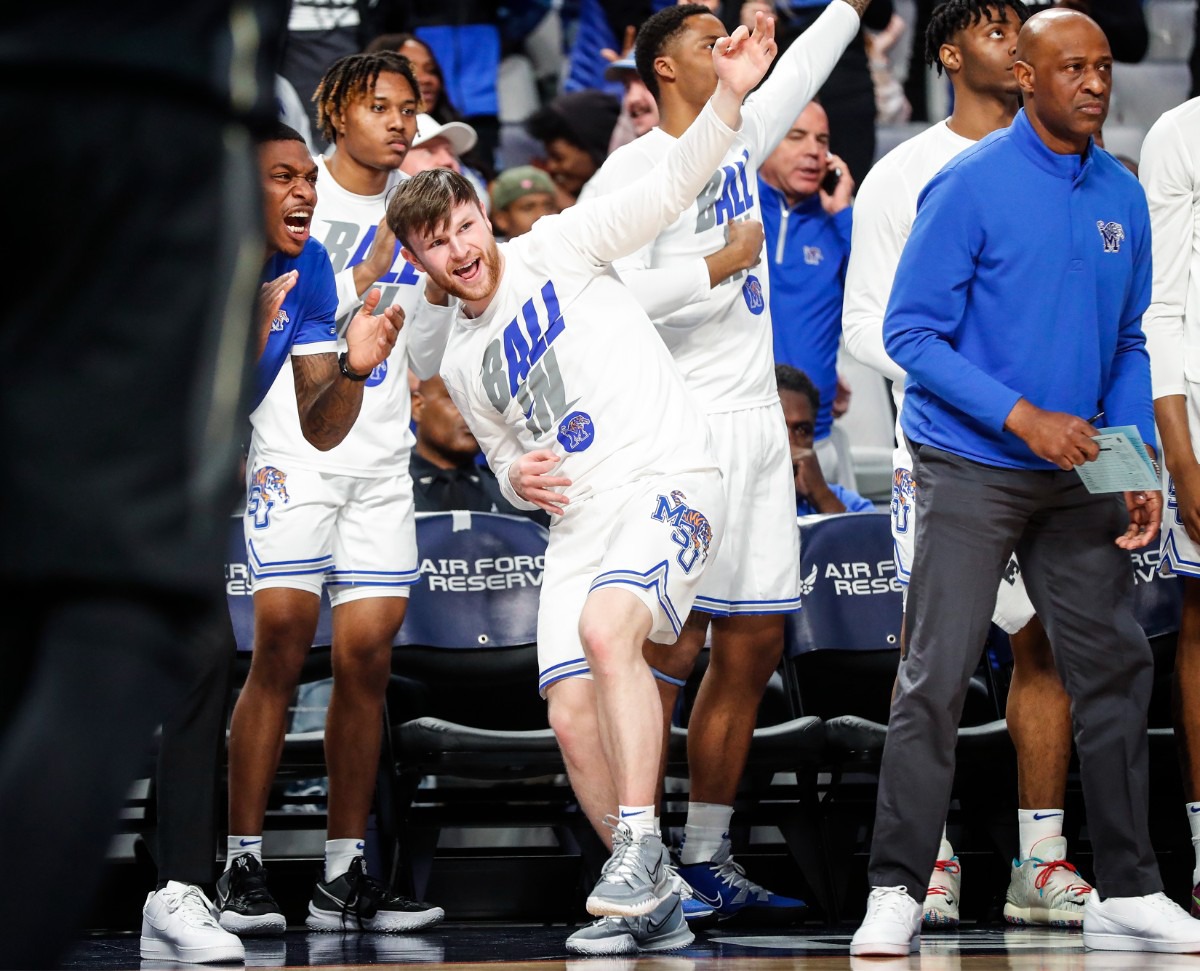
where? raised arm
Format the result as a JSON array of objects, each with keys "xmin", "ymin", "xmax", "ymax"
[{"xmin": 560, "ymin": 16, "xmax": 778, "ymax": 268}]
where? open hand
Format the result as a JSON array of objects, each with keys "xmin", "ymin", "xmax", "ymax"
[
  {"xmin": 344, "ymin": 287, "xmax": 404, "ymax": 374},
  {"xmin": 712, "ymin": 11, "xmax": 777, "ymax": 101},
  {"xmin": 1117, "ymin": 487, "xmax": 1161, "ymax": 550},
  {"xmin": 509, "ymin": 449, "xmax": 572, "ymax": 516}
]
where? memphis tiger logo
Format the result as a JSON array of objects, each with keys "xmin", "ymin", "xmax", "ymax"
[
  {"xmin": 742, "ymin": 274, "xmax": 765, "ymax": 315},
  {"xmin": 247, "ymin": 466, "xmax": 289, "ymax": 529},
  {"xmin": 651, "ymin": 489, "xmax": 714, "ymax": 574},
  {"xmin": 270, "ymin": 308, "xmax": 289, "ymax": 333},
  {"xmin": 1096, "ymin": 220, "xmax": 1125, "ymax": 253},
  {"xmin": 891, "ymin": 467, "xmax": 915, "ymax": 534},
  {"xmin": 557, "ymin": 411, "xmax": 594, "ymax": 453}
]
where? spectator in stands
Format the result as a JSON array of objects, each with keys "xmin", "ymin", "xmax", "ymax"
[
  {"xmin": 219, "ymin": 54, "xmax": 451, "ymax": 938},
  {"xmin": 1139, "ymin": 94, "xmax": 1200, "ymax": 917},
  {"xmin": 402, "ymin": 113, "xmax": 490, "ymax": 205},
  {"xmin": 410, "ymin": 376, "xmax": 549, "ymax": 522},
  {"xmin": 777, "ymin": 365, "xmax": 873, "ymax": 514},
  {"xmin": 280, "ymin": 0, "xmax": 366, "ymax": 150},
  {"xmin": 585, "ymin": 0, "xmax": 866, "ymax": 931},
  {"xmin": 759, "ymin": 100, "xmax": 854, "ymax": 484},
  {"xmin": 850, "ymin": 9, "xmax": 1193, "ymax": 956},
  {"xmin": 525, "ymin": 90, "xmax": 622, "ymax": 207},
  {"xmin": 604, "ymin": 53, "xmax": 662, "ymax": 153},
  {"xmin": 0, "ymin": 5, "xmax": 287, "ymax": 968},
  {"xmin": 490, "ymin": 165, "xmax": 558, "ymax": 240},
  {"xmin": 742, "ymin": 0, "xmax": 895, "ymax": 180}
]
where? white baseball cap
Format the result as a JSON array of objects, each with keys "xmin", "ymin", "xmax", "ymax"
[{"xmin": 412, "ymin": 114, "xmax": 478, "ymax": 155}]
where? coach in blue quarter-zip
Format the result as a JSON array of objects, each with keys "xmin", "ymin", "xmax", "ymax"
[{"xmin": 850, "ymin": 7, "xmax": 1200, "ymax": 957}]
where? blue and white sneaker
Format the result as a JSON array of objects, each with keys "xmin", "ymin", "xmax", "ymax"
[{"xmin": 676, "ymin": 843, "xmax": 806, "ymax": 922}]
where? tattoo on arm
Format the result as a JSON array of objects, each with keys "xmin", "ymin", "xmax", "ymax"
[
  {"xmin": 292, "ymin": 352, "xmax": 365, "ymax": 451},
  {"xmin": 839, "ymin": 0, "xmax": 870, "ymax": 16}
]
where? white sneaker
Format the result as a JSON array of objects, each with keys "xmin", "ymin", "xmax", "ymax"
[
  {"xmin": 141, "ymin": 882, "xmax": 246, "ymax": 964},
  {"xmin": 1003, "ymin": 836, "xmax": 1091, "ymax": 927},
  {"xmin": 851, "ymin": 886, "xmax": 922, "ymax": 956},
  {"xmin": 922, "ymin": 841, "xmax": 961, "ymax": 928},
  {"xmin": 1084, "ymin": 891, "xmax": 1200, "ymax": 952}
]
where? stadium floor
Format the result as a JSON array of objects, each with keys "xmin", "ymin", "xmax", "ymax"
[{"xmin": 62, "ymin": 924, "xmax": 1196, "ymax": 970}]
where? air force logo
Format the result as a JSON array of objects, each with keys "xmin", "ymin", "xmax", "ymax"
[
  {"xmin": 1096, "ymin": 220, "xmax": 1125, "ymax": 253},
  {"xmin": 270, "ymin": 308, "xmax": 289, "ymax": 333},
  {"xmin": 557, "ymin": 411, "xmax": 594, "ymax": 453},
  {"xmin": 247, "ymin": 466, "xmax": 289, "ymax": 529},
  {"xmin": 651, "ymin": 489, "xmax": 714, "ymax": 575}
]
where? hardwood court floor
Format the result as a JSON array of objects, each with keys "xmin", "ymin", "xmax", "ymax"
[{"xmin": 61, "ymin": 924, "xmax": 1200, "ymax": 971}]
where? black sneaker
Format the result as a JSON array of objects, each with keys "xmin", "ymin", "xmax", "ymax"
[
  {"xmin": 216, "ymin": 854, "xmax": 287, "ymax": 935},
  {"xmin": 305, "ymin": 857, "xmax": 445, "ymax": 933}
]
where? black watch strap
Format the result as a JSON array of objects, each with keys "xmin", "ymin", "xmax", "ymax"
[{"xmin": 338, "ymin": 351, "xmax": 370, "ymax": 382}]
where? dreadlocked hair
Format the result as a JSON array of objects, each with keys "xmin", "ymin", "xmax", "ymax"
[
  {"xmin": 314, "ymin": 50, "xmax": 420, "ymax": 144},
  {"xmin": 635, "ymin": 3, "xmax": 715, "ymax": 101},
  {"xmin": 924, "ymin": 0, "xmax": 1030, "ymax": 75}
]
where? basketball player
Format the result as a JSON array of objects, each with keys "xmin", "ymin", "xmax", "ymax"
[{"xmin": 387, "ymin": 15, "xmax": 778, "ymax": 954}]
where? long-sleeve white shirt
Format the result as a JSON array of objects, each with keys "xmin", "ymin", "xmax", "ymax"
[
  {"xmin": 840, "ymin": 119, "xmax": 975, "ymax": 416},
  {"xmin": 583, "ymin": 0, "xmax": 860, "ymax": 414},
  {"xmin": 1140, "ymin": 97, "xmax": 1200, "ymax": 402},
  {"xmin": 439, "ymin": 102, "xmax": 742, "ymax": 512}
]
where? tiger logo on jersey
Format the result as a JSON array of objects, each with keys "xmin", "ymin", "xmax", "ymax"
[
  {"xmin": 1096, "ymin": 220, "xmax": 1125, "ymax": 254},
  {"xmin": 247, "ymin": 466, "xmax": 289, "ymax": 530},
  {"xmin": 557, "ymin": 411, "xmax": 594, "ymax": 453},
  {"xmin": 891, "ymin": 468, "xmax": 915, "ymax": 535},
  {"xmin": 652, "ymin": 489, "xmax": 714, "ymax": 575},
  {"xmin": 270, "ymin": 308, "xmax": 289, "ymax": 333},
  {"xmin": 742, "ymin": 275, "xmax": 765, "ymax": 315}
]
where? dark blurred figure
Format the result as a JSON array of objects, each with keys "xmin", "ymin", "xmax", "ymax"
[
  {"xmin": 410, "ymin": 376, "xmax": 549, "ymax": 523},
  {"xmin": 525, "ymin": 90, "xmax": 621, "ymax": 207},
  {"xmin": 1027, "ymin": 0, "xmax": 1147, "ymax": 62},
  {"xmin": 0, "ymin": 2, "xmax": 287, "ymax": 967}
]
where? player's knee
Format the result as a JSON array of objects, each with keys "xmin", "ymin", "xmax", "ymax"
[
  {"xmin": 331, "ymin": 640, "xmax": 391, "ymax": 695},
  {"xmin": 546, "ymin": 679, "xmax": 597, "ymax": 754}
]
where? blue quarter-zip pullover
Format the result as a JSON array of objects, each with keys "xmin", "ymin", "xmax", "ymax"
[{"xmin": 883, "ymin": 108, "xmax": 1154, "ymax": 470}]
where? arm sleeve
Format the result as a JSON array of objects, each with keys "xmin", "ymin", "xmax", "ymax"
[
  {"xmin": 611, "ymin": 254, "xmax": 712, "ymax": 320},
  {"xmin": 545, "ymin": 101, "xmax": 740, "ymax": 268},
  {"xmin": 1140, "ymin": 115, "xmax": 1193, "ymax": 400},
  {"xmin": 841, "ymin": 161, "xmax": 909, "ymax": 383},
  {"xmin": 883, "ymin": 168, "xmax": 1022, "ymax": 432},
  {"xmin": 743, "ymin": 0, "xmax": 861, "ymax": 161},
  {"xmin": 405, "ymin": 281, "xmax": 459, "ymax": 380},
  {"xmin": 1101, "ymin": 198, "xmax": 1157, "ymax": 449},
  {"xmin": 441, "ymin": 372, "xmax": 541, "ymax": 511},
  {"xmin": 289, "ymin": 258, "xmax": 339, "ymax": 355}
]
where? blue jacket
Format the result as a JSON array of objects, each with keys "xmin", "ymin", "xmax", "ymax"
[
  {"xmin": 254, "ymin": 238, "xmax": 338, "ymax": 410},
  {"xmin": 760, "ymin": 178, "xmax": 852, "ymax": 442},
  {"xmin": 883, "ymin": 109, "xmax": 1154, "ymax": 470}
]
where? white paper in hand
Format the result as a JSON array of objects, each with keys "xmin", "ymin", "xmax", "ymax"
[{"xmin": 1075, "ymin": 425, "xmax": 1160, "ymax": 494}]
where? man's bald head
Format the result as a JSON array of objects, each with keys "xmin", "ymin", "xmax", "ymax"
[
  {"xmin": 1014, "ymin": 7, "xmax": 1107, "ymax": 66},
  {"xmin": 1012, "ymin": 7, "xmax": 1112, "ymax": 154}
]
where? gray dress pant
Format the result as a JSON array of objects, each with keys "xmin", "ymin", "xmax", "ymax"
[{"xmin": 868, "ymin": 442, "xmax": 1163, "ymax": 901}]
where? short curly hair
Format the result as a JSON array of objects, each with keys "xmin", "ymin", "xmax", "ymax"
[
  {"xmin": 635, "ymin": 3, "xmax": 715, "ymax": 102},
  {"xmin": 313, "ymin": 51, "xmax": 420, "ymax": 144},
  {"xmin": 925, "ymin": 0, "xmax": 1031, "ymax": 75}
]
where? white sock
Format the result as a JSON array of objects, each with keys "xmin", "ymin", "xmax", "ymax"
[
  {"xmin": 937, "ymin": 823, "xmax": 954, "ymax": 861},
  {"xmin": 1187, "ymin": 802, "xmax": 1200, "ymax": 885},
  {"xmin": 681, "ymin": 802, "xmax": 733, "ymax": 865},
  {"xmin": 325, "ymin": 838, "xmax": 366, "ymax": 882},
  {"xmin": 226, "ymin": 835, "xmax": 263, "ymax": 869},
  {"xmin": 1017, "ymin": 809, "xmax": 1064, "ymax": 859},
  {"xmin": 617, "ymin": 805, "xmax": 658, "ymax": 839}
]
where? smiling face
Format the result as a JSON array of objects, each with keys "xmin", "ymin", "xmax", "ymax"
[
  {"xmin": 401, "ymin": 199, "xmax": 503, "ymax": 314},
  {"xmin": 759, "ymin": 102, "xmax": 830, "ymax": 204},
  {"xmin": 334, "ymin": 69, "xmax": 420, "ymax": 172},
  {"xmin": 623, "ymin": 77, "xmax": 659, "ymax": 137},
  {"xmin": 1014, "ymin": 11, "xmax": 1112, "ymax": 152},
  {"xmin": 259, "ymin": 137, "xmax": 317, "ymax": 258}
]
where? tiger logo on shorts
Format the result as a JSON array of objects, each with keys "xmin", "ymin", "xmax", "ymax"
[
  {"xmin": 652, "ymin": 489, "xmax": 714, "ymax": 574},
  {"xmin": 247, "ymin": 466, "xmax": 289, "ymax": 530},
  {"xmin": 891, "ymin": 468, "xmax": 915, "ymax": 535}
]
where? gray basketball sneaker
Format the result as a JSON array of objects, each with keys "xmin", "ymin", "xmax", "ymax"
[
  {"xmin": 585, "ymin": 817, "xmax": 674, "ymax": 918},
  {"xmin": 567, "ymin": 892, "xmax": 695, "ymax": 955}
]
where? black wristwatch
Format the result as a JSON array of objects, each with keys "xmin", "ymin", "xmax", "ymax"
[{"xmin": 338, "ymin": 351, "xmax": 370, "ymax": 382}]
